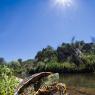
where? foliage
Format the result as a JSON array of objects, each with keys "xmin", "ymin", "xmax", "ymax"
[
  {"xmin": 30, "ymin": 41, "xmax": 95, "ymax": 74},
  {"xmin": 1, "ymin": 40, "xmax": 95, "ymax": 76},
  {"xmin": 0, "ymin": 65, "xmax": 19, "ymax": 95},
  {"xmin": 8, "ymin": 59, "xmax": 34, "ymax": 77},
  {"xmin": 35, "ymin": 45, "xmax": 58, "ymax": 62}
]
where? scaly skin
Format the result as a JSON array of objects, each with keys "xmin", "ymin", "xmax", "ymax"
[{"xmin": 34, "ymin": 83, "xmax": 67, "ymax": 95}]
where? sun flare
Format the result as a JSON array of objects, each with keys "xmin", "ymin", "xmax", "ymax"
[{"xmin": 54, "ymin": 0, "xmax": 73, "ymax": 7}]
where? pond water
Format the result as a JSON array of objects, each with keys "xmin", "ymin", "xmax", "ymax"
[{"xmin": 60, "ymin": 73, "xmax": 95, "ymax": 88}]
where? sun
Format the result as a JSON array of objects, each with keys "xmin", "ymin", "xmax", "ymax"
[{"xmin": 54, "ymin": 0, "xmax": 73, "ymax": 7}]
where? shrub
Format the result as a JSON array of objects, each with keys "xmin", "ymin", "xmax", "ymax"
[{"xmin": 0, "ymin": 65, "xmax": 19, "ymax": 95}]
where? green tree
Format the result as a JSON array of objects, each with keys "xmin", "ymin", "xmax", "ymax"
[{"xmin": 35, "ymin": 45, "xmax": 57, "ymax": 62}]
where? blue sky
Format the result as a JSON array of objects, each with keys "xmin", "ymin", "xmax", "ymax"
[{"xmin": 0, "ymin": 0, "xmax": 95, "ymax": 61}]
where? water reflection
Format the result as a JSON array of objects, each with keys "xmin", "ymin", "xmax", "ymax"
[{"xmin": 60, "ymin": 73, "xmax": 95, "ymax": 88}]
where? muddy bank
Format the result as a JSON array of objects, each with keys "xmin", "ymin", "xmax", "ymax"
[{"xmin": 67, "ymin": 86, "xmax": 95, "ymax": 95}]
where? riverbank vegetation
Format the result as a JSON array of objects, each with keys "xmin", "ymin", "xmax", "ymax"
[{"xmin": 0, "ymin": 40, "xmax": 95, "ymax": 77}]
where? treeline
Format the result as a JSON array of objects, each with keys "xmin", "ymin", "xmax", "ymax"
[
  {"xmin": 0, "ymin": 40, "xmax": 95, "ymax": 77},
  {"xmin": 32, "ymin": 41, "xmax": 95, "ymax": 74}
]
